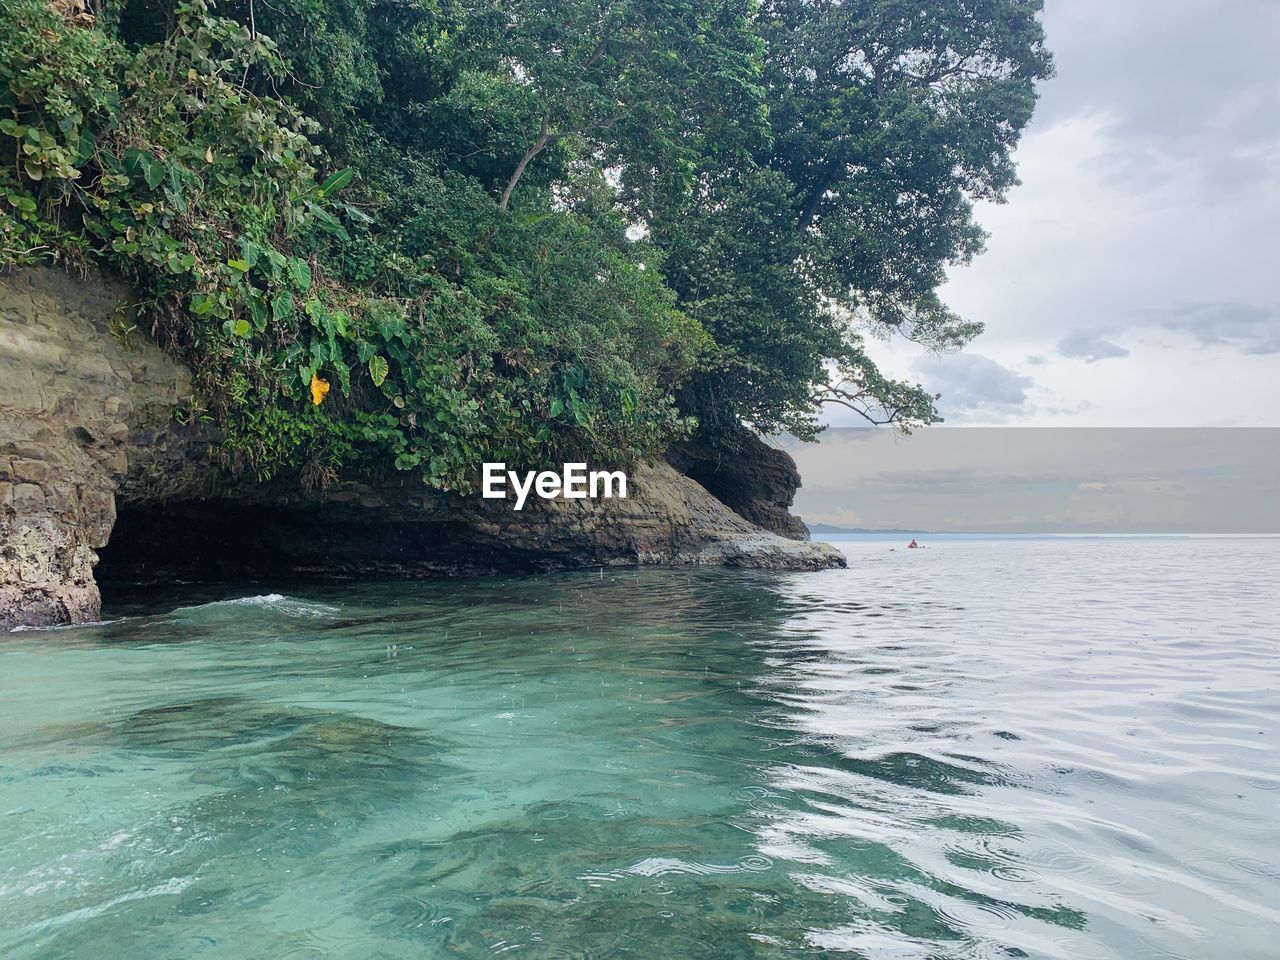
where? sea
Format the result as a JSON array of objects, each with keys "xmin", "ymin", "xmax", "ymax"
[{"xmin": 1, "ymin": 535, "xmax": 1277, "ymax": 958}]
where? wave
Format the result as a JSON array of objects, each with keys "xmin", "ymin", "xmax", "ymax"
[
  {"xmin": 170, "ymin": 593, "xmax": 341, "ymax": 619},
  {"xmin": 7, "ymin": 617, "xmax": 129, "ymax": 633}
]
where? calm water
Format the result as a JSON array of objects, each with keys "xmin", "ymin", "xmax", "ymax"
[{"xmin": 2, "ymin": 538, "xmax": 1278, "ymax": 959}]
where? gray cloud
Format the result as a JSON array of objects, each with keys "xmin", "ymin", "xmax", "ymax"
[
  {"xmin": 1058, "ymin": 331, "xmax": 1130, "ymax": 362},
  {"xmin": 1035, "ymin": 0, "xmax": 1280, "ymax": 197},
  {"xmin": 911, "ymin": 354, "xmax": 1033, "ymax": 422},
  {"xmin": 920, "ymin": 0, "xmax": 1280, "ymax": 427},
  {"xmin": 1140, "ymin": 301, "xmax": 1280, "ymax": 354}
]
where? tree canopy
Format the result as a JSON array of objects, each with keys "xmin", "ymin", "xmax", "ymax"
[{"xmin": 0, "ymin": 0, "xmax": 1051, "ymax": 488}]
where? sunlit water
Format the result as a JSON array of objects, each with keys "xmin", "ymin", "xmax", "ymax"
[{"xmin": 2, "ymin": 537, "xmax": 1278, "ymax": 959}]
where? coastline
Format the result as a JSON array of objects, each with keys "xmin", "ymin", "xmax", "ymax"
[{"xmin": 1, "ymin": 267, "xmax": 842, "ymax": 631}]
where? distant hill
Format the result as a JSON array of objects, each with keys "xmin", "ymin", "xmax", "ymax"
[{"xmin": 806, "ymin": 523, "xmax": 937, "ymax": 535}]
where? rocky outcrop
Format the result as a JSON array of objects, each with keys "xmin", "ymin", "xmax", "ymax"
[
  {"xmin": 1, "ymin": 267, "xmax": 192, "ymax": 628},
  {"xmin": 669, "ymin": 428, "xmax": 812, "ymax": 540},
  {"xmin": 2, "ymin": 266, "xmax": 842, "ymax": 629},
  {"xmin": 98, "ymin": 459, "xmax": 841, "ymax": 585}
]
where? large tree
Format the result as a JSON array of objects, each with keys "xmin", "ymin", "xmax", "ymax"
[
  {"xmin": 486, "ymin": 0, "xmax": 767, "ymax": 210},
  {"xmin": 651, "ymin": 0, "xmax": 1053, "ymax": 439}
]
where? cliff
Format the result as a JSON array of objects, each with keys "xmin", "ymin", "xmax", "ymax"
[
  {"xmin": 0, "ymin": 267, "xmax": 193, "ymax": 626},
  {"xmin": 668, "ymin": 429, "xmax": 813, "ymax": 540},
  {"xmin": 1, "ymin": 267, "xmax": 842, "ymax": 629}
]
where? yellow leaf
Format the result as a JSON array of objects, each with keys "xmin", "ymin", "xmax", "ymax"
[{"xmin": 310, "ymin": 374, "xmax": 330, "ymax": 405}]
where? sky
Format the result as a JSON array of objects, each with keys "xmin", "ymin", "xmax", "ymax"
[
  {"xmin": 832, "ymin": 0, "xmax": 1280, "ymax": 429},
  {"xmin": 798, "ymin": 0, "xmax": 1280, "ymax": 531}
]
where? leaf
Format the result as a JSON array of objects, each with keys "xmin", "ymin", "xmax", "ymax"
[
  {"xmin": 287, "ymin": 257, "xmax": 311, "ymax": 290},
  {"xmin": 341, "ymin": 203, "xmax": 374, "ymax": 225},
  {"xmin": 310, "ymin": 374, "xmax": 330, "ymax": 405},
  {"xmin": 166, "ymin": 165, "xmax": 185, "ymax": 211},
  {"xmin": 272, "ymin": 290, "xmax": 295, "ymax": 322},
  {"xmin": 376, "ymin": 312, "xmax": 405, "ymax": 343},
  {"xmin": 248, "ymin": 298, "xmax": 268, "ymax": 332},
  {"xmin": 240, "ymin": 239, "xmax": 264, "ymax": 268},
  {"xmin": 227, "ymin": 259, "xmax": 250, "ymax": 273},
  {"xmin": 332, "ymin": 358, "xmax": 351, "ymax": 395},
  {"xmin": 144, "ymin": 158, "xmax": 163, "ymax": 189},
  {"xmin": 318, "ymin": 168, "xmax": 354, "ymax": 196},
  {"xmin": 233, "ymin": 318, "xmax": 251, "ymax": 337},
  {"xmin": 368, "ymin": 355, "xmax": 389, "ymax": 387},
  {"xmin": 304, "ymin": 200, "xmax": 349, "ymax": 239},
  {"xmin": 549, "ymin": 398, "xmax": 564, "ymax": 418},
  {"xmin": 265, "ymin": 248, "xmax": 286, "ymax": 279},
  {"xmin": 74, "ymin": 130, "xmax": 95, "ymax": 163}
]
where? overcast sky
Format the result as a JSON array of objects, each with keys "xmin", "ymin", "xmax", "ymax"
[
  {"xmin": 836, "ymin": 0, "xmax": 1280, "ymax": 428},
  {"xmin": 799, "ymin": 1, "xmax": 1279, "ymax": 531}
]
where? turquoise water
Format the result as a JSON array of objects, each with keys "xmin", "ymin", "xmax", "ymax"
[{"xmin": 2, "ymin": 537, "xmax": 1278, "ymax": 959}]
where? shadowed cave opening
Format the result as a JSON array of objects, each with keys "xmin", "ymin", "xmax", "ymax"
[{"xmin": 95, "ymin": 500, "xmax": 558, "ymax": 608}]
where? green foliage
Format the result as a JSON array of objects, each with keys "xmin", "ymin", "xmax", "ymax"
[
  {"xmin": 1, "ymin": 0, "xmax": 1051, "ymax": 490},
  {"xmin": 0, "ymin": 0, "xmax": 702, "ymax": 489},
  {"xmin": 652, "ymin": 0, "xmax": 1053, "ymax": 436}
]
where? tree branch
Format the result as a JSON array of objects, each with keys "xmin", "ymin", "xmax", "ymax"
[
  {"xmin": 498, "ymin": 115, "xmax": 556, "ymax": 210},
  {"xmin": 813, "ymin": 383, "xmax": 900, "ymax": 425},
  {"xmin": 797, "ymin": 154, "xmax": 842, "ymax": 230}
]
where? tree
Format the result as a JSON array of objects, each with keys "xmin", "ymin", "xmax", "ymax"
[
  {"xmin": 486, "ymin": 0, "xmax": 767, "ymax": 210},
  {"xmin": 652, "ymin": 0, "xmax": 1053, "ymax": 438}
]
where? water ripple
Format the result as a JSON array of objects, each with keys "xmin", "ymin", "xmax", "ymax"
[{"xmin": 0, "ymin": 538, "xmax": 1276, "ymax": 958}]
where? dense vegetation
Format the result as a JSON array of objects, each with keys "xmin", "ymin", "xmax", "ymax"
[{"xmin": 0, "ymin": 0, "xmax": 1050, "ymax": 490}]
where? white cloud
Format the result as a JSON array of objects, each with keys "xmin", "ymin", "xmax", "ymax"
[
  {"xmin": 1138, "ymin": 301, "xmax": 1280, "ymax": 355},
  {"xmin": 910, "ymin": 354, "xmax": 1033, "ymax": 423}
]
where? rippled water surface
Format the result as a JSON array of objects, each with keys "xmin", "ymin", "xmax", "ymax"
[{"xmin": 3, "ymin": 537, "xmax": 1279, "ymax": 959}]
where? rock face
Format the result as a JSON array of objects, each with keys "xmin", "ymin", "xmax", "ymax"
[
  {"xmin": 98, "ymin": 460, "xmax": 841, "ymax": 586},
  {"xmin": 1, "ymin": 268, "xmax": 192, "ymax": 628},
  {"xmin": 2, "ymin": 267, "xmax": 842, "ymax": 629},
  {"xmin": 669, "ymin": 428, "xmax": 812, "ymax": 540}
]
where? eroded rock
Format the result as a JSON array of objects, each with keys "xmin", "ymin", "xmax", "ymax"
[
  {"xmin": 1, "ymin": 268, "xmax": 191, "ymax": 628},
  {"xmin": 669, "ymin": 427, "xmax": 813, "ymax": 540}
]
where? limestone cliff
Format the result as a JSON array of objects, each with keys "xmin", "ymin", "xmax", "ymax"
[{"xmin": 2, "ymin": 266, "xmax": 842, "ymax": 629}]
